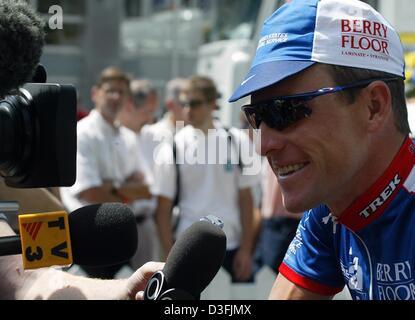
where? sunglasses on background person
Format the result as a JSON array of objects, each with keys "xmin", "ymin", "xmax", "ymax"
[
  {"xmin": 242, "ymin": 77, "xmax": 400, "ymax": 131},
  {"xmin": 180, "ymin": 99, "xmax": 220, "ymax": 109},
  {"xmin": 179, "ymin": 99, "xmax": 206, "ymax": 109}
]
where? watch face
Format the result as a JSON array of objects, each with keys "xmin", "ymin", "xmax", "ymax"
[{"xmin": 111, "ymin": 182, "xmax": 120, "ymax": 195}]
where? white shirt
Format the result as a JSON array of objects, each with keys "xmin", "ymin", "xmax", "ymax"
[
  {"xmin": 129, "ymin": 131, "xmax": 157, "ymax": 216},
  {"xmin": 140, "ymin": 114, "xmax": 179, "ymax": 170},
  {"xmin": 152, "ymin": 122, "xmax": 261, "ymax": 250},
  {"xmin": 60, "ymin": 110, "xmax": 139, "ymax": 212}
]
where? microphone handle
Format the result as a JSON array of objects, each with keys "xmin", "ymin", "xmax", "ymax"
[{"xmin": 0, "ymin": 236, "xmax": 22, "ymax": 256}]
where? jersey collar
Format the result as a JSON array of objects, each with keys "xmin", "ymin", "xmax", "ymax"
[{"xmin": 338, "ymin": 137, "xmax": 415, "ymax": 232}]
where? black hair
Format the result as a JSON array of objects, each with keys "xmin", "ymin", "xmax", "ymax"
[{"xmin": 0, "ymin": 0, "xmax": 45, "ymax": 97}]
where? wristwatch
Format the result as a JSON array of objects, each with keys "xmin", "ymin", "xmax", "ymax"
[
  {"xmin": 111, "ymin": 181, "xmax": 130, "ymax": 204},
  {"xmin": 111, "ymin": 181, "xmax": 121, "ymax": 196}
]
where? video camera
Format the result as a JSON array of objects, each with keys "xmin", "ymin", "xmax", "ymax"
[{"xmin": 0, "ymin": 65, "xmax": 77, "ymax": 188}]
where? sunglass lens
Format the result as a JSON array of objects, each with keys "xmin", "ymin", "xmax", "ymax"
[
  {"xmin": 189, "ymin": 100, "xmax": 204, "ymax": 108},
  {"xmin": 243, "ymin": 100, "xmax": 312, "ymax": 130},
  {"xmin": 243, "ymin": 108, "xmax": 260, "ymax": 129}
]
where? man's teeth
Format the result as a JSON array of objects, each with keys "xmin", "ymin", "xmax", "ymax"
[{"xmin": 277, "ymin": 163, "xmax": 307, "ymax": 176}]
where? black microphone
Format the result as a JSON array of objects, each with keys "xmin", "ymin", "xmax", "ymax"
[
  {"xmin": 144, "ymin": 217, "xmax": 227, "ymax": 300},
  {"xmin": 0, "ymin": 203, "xmax": 138, "ymax": 267}
]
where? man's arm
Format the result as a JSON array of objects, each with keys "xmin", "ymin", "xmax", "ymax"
[
  {"xmin": 79, "ymin": 179, "xmax": 151, "ymax": 204},
  {"xmin": 269, "ymin": 273, "xmax": 333, "ymax": 300},
  {"xmin": 1, "ymin": 218, "xmax": 163, "ymax": 300},
  {"xmin": 154, "ymin": 196, "xmax": 174, "ymax": 260},
  {"xmin": 233, "ymin": 187, "xmax": 255, "ymax": 281},
  {"xmin": 0, "ymin": 179, "xmax": 63, "ymax": 213}
]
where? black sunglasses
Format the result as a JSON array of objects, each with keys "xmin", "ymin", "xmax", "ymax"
[
  {"xmin": 180, "ymin": 99, "xmax": 207, "ymax": 109},
  {"xmin": 242, "ymin": 77, "xmax": 400, "ymax": 131}
]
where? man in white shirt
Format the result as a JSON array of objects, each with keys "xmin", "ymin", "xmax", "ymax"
[
  {"xmin": 118, "ymin": 79, "xmax": 161, "ymax": 268},
  {"xmin": 153, "ymin": 76, "xmax": 261, "ymax": 282},
  {"xmin": 60, "ymin": 67, "xmax": 151, "ymax": 279},
  {"xmin": 140, "ymin": 78, "xmax": 189, "ymax": 170}
]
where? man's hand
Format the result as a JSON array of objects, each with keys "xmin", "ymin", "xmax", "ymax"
[
  {"xmin": 233, "ymin": 248, "xmax": 253, "ymax": 282},
  {"xmin": 124, "ymin": 261, "xmax": 165, "ymax": 300},
  {"xmin": 126, "ymin": 172, "xmax": 146, "ymax": 183},
  {"xmin": 116, "ymin": 172, "xmax": 152, "ymax": 201}
]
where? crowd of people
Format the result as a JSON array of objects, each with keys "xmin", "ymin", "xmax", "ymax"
[{"xmin": 58, "ymin": 66, "xmax": 294, "ymax": 283}]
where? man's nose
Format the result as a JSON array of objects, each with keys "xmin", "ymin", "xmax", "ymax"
[
  {"xmin": 108, "ymin": 91, "xmax": 122, "ymax": 101},
  {"xmin": 184, "ymin": 106, "xmax": 191, "ymax": 115},
  {"xmin": 259, "ymin": 122, "xmax": 286, "ymax": 156}
]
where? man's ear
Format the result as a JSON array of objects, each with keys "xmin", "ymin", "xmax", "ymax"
[{"xmin": 365, "ymin": 80, "xmax": 392, "ymax": 133}]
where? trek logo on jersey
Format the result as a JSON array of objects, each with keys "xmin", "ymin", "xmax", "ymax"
[
  {"xmin": 341, "ymin": 19, "xmax": 390, "ymax": 59},
  {"xmin": 359, "ymin": 174, "xmax": 401, "ymax": 218}
]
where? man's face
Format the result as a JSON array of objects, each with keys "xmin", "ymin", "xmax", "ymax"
[
  {"xmin": 128, "ymin": 96, "xmax": 157, "ymax": 131},
  {"xmin": 253, "ymin": 64, "xmax": 370, "ymax": 213},
  {"xmin": 184, "ymin": 90, "xmax": 215, "ymax": 129},
  {"xmin": 92, "ymin": 79, "xmax": 129, "ymax": 124},
  {"xmin": 170, "ymin": 94, "xmax": 188, "ymax": 124},
  {"xmin": 145, "ymin": 92, "xmax": 159, "ymax": 124}
]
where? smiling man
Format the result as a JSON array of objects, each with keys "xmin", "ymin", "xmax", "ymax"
[{"xmin": 230, "ymin": 0, "xmax": 414, "ymax": 300}]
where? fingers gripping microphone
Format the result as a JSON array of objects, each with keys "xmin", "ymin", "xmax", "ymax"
[
  {"xmin": 144, "ymin": 217, "xmax": 227, "ymax": 300},
  {"xmin": 0, "ymin": 203, "xmax": 138, "ymax": 269}
]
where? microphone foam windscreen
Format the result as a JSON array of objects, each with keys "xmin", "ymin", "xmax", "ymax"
[
  {"xmin": 163, "ymin": 220, "xmax": 227, "ymax": 297},
  {"xmin": 68, "ymin": 203, "xmax": 138, "ymax": 267}
]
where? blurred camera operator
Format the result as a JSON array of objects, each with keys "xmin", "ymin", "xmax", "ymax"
[{"xmin": 0, "ymin": 0, "xmax": 163, "ymax": 300}]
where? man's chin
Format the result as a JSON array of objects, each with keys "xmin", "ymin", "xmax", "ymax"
[{"xmin": 283, "ymin": 197, "xmax": 313, "ymax": 214}]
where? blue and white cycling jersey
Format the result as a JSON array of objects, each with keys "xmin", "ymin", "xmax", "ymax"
[{"xmin": 280, "ymin": 138, "xmax": 415, "ymax": 300}]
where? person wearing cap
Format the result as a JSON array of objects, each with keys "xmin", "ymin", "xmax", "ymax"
[
  {"xmin": 153, "ymin": 75, "xmax": 261, "ymax": 283},
  {"xmin": 230, "ymin": 0, "xmax": 413, "ymax": 300}
]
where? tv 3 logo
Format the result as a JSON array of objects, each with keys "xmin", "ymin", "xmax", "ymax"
[
  {"xmin": 22, "ymin": 222, "xmax": 43, "ymax": 241},
  {"xmin": 23, "ymin": 217, "xmax": 69, "ymax": 262}
]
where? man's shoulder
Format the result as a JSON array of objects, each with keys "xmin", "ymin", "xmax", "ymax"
[
  {"xmin": 301, "ymin": 205, "xmax": 337, "ymax": 234},
  {"xmin": 120, "ymin": 125, "xmax": 137, "ymax": 141},
  {"xmin": 174, "ymin": 125, "xmax": 194, "ymax": 142},
  {"xmin": 76, "ymin": 117, "xmax": 102, "ymax": 143},
  {"xmin": 144, "ymin": 119, "xmax": 171, "ymax": 132},
  {"xmin": 77, "ymin": 112, "xmax": 101, "ymax": 136},
  {"xmin": 143, "ymin": 121, "xmax": 176, "ymax": 142},
  {"xmin": 77, "ymin": 113, "xmax": 94, "ymax": 129}
]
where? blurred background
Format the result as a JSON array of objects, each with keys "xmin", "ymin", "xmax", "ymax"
[{"xmin": 29, "ymin": 0, "xmax": 415, "ymax": 128}]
